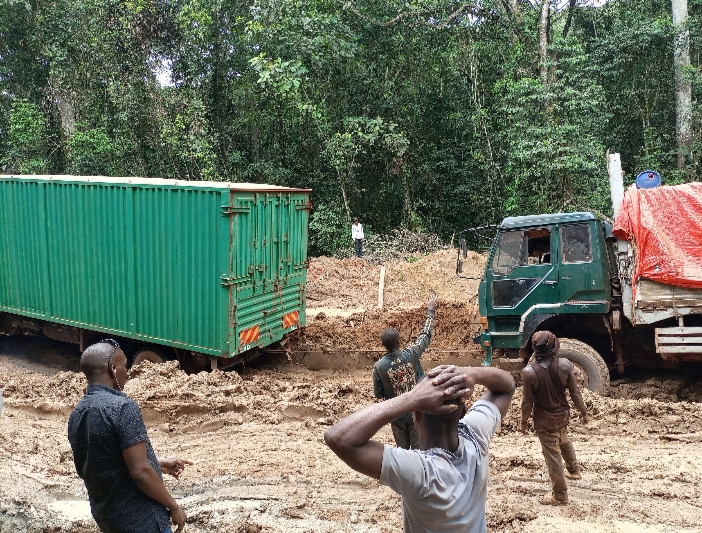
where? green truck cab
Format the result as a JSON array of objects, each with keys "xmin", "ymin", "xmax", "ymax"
[
  {"xmin": 468, "ymin": 200, "xmax": 702, "ymax": 393},
  {"xmin": 468, "ymin": 212, "xmax": 615, "ymax": 392}
]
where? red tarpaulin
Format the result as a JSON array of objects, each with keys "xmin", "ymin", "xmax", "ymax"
[{"xmin": 613, "ymin": 182, "xmax": 702, "ymax": 292}]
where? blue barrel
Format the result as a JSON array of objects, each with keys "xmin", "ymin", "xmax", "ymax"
[{"xmin": 636, "ymin": 170, "xmax": 661, "ymax": 189}]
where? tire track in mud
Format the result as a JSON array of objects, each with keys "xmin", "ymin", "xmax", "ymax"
[{"xmin": 3, "ymin": 327, "xmax": 702, "ymax": 532}]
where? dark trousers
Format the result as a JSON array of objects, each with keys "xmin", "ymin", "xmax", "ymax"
[
  {"xmin": 391, "ymin": 419, "xmax": 420, "ymax": 449},
  {"xmin": 537, "ymin": 426, "xmax": 581, "ymax": 501},
  {"xmin": 354, "ymin": 239, "xmax": 363, "ymax": 257}
]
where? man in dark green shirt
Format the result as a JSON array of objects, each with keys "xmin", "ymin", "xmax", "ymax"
[{"xmin": 372, "ymin": 296, "xmax": 436, "ymax": 449}]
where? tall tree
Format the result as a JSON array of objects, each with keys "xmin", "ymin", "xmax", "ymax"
[{"xmin": 672, "ymin": 0, "xmax": 692, "ymax": 171}]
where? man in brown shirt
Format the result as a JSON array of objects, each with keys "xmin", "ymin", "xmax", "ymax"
[{"xmin": 520, "ymin": 331, "xmax": 589, "ymax": 505}]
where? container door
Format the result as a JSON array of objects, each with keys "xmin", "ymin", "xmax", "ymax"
[
  {"xmin": 488, "ymin": 227, "xmax": 559, "ymax": 334},
  {"xmin": 559, "ymin": 222, "xmax": 606, "ymax": 303},
  {"xmin": 228, "ymin": 191, "xmax": 309, "ymax": 355}
]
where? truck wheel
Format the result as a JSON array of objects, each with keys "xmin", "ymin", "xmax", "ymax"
[
  {"xmin": 558, "ymin": 338, "xmax": 610, "ymax": 394},
  {"xmin": 131, "ymin": 346, "xmax": 172, "ymax": 367}
]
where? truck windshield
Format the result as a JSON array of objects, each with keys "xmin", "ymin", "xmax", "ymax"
[{"xmin": 492, "ymin": 230, "xmax": 523, "ymax": 276}]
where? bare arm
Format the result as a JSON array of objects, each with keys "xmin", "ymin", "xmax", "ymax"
[
  {"xmin": 520, "ymin": 368, "xmax": 535, "ymax": 432},
  {"xmin": 123, "ymin": 443, "xmax": 186, "ymax": 532},
  {"xmin": 427, "ymin": 365, "xmax": 516, "ymax": 420},
  {"xmin": 565, "ymin": 363, "xmax": 589, "ymax": 423},
  {"xmin": 324, "ymin": 371, "xmax": 468, "ymax": 479},
  {"xmin": 408, "ymin": 297, "xmax": 436, "ymax": 361}
]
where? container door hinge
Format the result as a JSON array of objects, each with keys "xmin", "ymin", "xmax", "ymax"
[
  {"xmin": 295, "ymin": 203, "xmax": 312, "ymax": 211},
  {"xmin": 221, "ymin": 205, "xmax": 251, "ymax": 215},
  {"xmin": 221, "ymin": 275, "xmax": 249, "ymax": 286}
]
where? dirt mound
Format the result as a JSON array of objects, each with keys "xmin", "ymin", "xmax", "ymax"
[
  {"xmin": 610, "ymin": 376, "xmax": 702, "ymax": 402},
  {"xmin": 126, "ymin": 362, "xmax": 374, "ymax": 428},
  {"xmin": 495, "ymin": 385, "xmax": 702, "ymax": 436},
  {"xmin": 8, "ymin": 356, "xmax": 702, "ymax": 438},
  {"xmin": 2, "ymin": 370, "xmax": 87, "ymax": 414},
  {"xmin": 306, "ymin": 248, "xmax": 485, "ymax": 310},
  {"xmin": 295, "ymin": 302, "xmax": 482, "ymax": 354}
]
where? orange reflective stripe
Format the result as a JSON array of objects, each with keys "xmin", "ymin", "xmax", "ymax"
[
  {"xmin": 239, "ymin": 325, "xmax": 260, "ymax": 344},
  {"xmin": 282, "ymin": 311, "xmax": 299, "ymax": 328}
]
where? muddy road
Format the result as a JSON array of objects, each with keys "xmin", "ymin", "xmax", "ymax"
[
  {"xmin": 2, "ymin": 250, "xmax": 702, "ymax": 532},
  {"xmin": 2, "ymin": 333, "xmax": 702, "ymax": 533}
]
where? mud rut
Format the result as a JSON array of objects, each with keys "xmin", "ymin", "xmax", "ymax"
[{"xmin": 1, "ymin": 250, "xmax": 702, "ymax": 533}]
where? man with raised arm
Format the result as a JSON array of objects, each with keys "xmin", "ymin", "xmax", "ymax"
[
  {"xmin": 68, "ymin": 340, "xmax": 192, "ymax": 533},
  {"xmin": 326, "ymin": 364, "xmax": 515, "ymax": 533},
  {"xmin": 372, "ymin": 296, "xmax": 436, "ymax": 449},
  {"xmin": 520, "ymin": 330, "xmax": 589, "ymax": 506}
]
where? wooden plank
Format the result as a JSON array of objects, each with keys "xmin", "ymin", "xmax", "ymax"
[{"xmin": 378, "ymin": 266, "xmax": 386, "ymax": 310}]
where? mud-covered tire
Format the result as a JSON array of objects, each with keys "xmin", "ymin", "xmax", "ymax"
[
  {"xmin": 558, "ymin": 338, "xmax": 610, "ymax": 394},
  {"xmin": 131, "ymin": 346, "xmax": 172, "ymax": 368}
]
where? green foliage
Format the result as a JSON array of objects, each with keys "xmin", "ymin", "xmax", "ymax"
[
  {"xmin": 3, "ymin": 99, "xmax": 48, "ymax": 174},
  {"xmin": 308, "ymin": 202, "xmax": 350, "ymax": 256},
  {"xmin": 0, "ymin": 0, "xmax": 701, "ymax": 253},
  {"xmin": 66, "ymin": 127, "xmax": 120, "ymax": 175},
  {"xmin": 498, "ymin": 40, "xmax": 610, "ymax": 216}
]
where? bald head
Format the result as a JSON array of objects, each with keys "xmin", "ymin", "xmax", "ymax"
[
  {"xmin": 381, "ymin": 327, "xmax": 400, "ymax": 351},
  {"xmin": 80, "ymin": 342, "xmax": 125, "ymax": 383}
]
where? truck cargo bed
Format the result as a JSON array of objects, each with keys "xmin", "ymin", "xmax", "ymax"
[{"xmin": 637, "ymin": 279, "xmax": 702, "ymax": 310}]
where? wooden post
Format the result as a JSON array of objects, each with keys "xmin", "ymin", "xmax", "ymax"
[{"xmin": 378, "ymin": 266, "xmax": 386, "ymax": 309}]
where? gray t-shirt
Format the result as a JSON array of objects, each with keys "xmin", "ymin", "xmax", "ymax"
[{"xmin": 379, "ymin": 400, "xmax": 501, "ymax": 533}]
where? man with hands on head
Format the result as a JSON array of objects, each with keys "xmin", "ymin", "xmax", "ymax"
[
  {"xmin": 68, "ymin": 340, "xmax": 192, "ymax": 533},
  {"xmin": 325, "ymin": 363, "xmax": 515, "ymax": 533}
]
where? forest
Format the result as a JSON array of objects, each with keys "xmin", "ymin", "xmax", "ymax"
[{"xmin": 1, "ymin": 0, "xmax": 701, "ymax": 255}]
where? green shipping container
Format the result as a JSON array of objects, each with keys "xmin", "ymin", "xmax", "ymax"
[{"xmin": 0, "ymin": 175, "xmax": 310, "ymax": 365}]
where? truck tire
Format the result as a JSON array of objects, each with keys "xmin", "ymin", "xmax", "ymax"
[
  {"xmin": 558, "ymin": 338, "xmax": 610, "ymax": 394},
  {"xmin": 131, "ymin": 346, "xmax": 172, "ymax": 368}
]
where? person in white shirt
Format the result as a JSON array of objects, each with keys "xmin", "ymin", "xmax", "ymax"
[
  {"xmin": 351, "ymin": 217, "xmax": 364, "ymax": 257},
  {"xmin": 324, "ymin": 364, "xmax": 515, "ymax": 533}
]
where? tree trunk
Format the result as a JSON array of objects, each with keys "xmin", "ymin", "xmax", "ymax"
[
  {"xmin": 563, "ymin": 0, "xmax": 577, "ymax": 39},
  {"xmin": 510, "ymin": 0, "xmax": 520, "ymax": 19},
  {"xmin": 539, "ymin": 0, "xmax": 550, "ymax": 86},
  {"xmin": 338, "ymin": 170, "xmax": 352, "ymax": 223},
  {"xmin": 672, "ymin": 0, "xmax": 692, "ymax": 171}
]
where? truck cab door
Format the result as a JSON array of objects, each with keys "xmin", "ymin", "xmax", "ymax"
[
  {"xmin": 487, "ymin": 226, "xmax": 559, "ymax": 337},
  {"xmin": 558, "ymin": 222, "xmax": 607, "ymax": 303}
]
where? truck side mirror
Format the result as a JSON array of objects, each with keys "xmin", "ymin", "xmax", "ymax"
[{"xmin": 460, "ymin": 238, "xmax": 467, "ymax": 258}]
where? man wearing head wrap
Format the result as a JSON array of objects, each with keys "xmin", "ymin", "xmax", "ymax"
[
  {"xmin": 372, "ymin": 296, "xmax": 436, "ymax": 449},
  {"xmin": 68, "ymin": 340, "xmax": 192, "ymax": 532},
  {"xmin": 520, "ymin": 331, "xmax": 589, "ymax": 505}
]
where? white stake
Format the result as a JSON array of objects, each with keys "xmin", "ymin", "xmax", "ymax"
[{"xmin": 378, "ymin": 266, "xmax": 386, "ymax": 309}]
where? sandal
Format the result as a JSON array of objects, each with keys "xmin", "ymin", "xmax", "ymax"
[{"xmin": 538, "ymin": 492, "xmax": 568, "ymax": 506}]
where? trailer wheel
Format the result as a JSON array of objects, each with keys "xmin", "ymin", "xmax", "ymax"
[
  {"xmin": 558, "ymin": 338, "xmax": 610, "ymax": 394},
  {"xmin": 132, "ymin": 346, "xmax": 172, "ymax": 368}
]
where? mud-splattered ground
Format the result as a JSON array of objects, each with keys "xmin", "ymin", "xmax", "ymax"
[
  {"xmin": 1, "ymin": 336, "xmax": 702, "ymax": 533},
  {"xmin": 2, "ymin": 250, "xmax": 702, "ymax": 532}
]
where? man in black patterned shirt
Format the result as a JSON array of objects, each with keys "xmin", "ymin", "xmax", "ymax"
[
  {"xmin": 68, "ymin": 341, "xmax": 191, "ymax": 533},
  {"xmin": 372, "ymin": 296, "xmax": 436, "ymax": 449}
]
